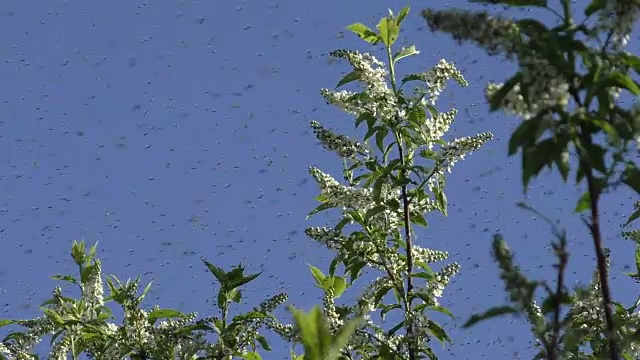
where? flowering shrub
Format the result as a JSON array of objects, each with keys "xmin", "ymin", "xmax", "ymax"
[
  {"xmin": 423, "ymin": 0, "xmax": 640, "ymax": 359},
  {"xmin": 267, "ymin": 6, "xmax": 492, "ymax": 360},
  {"xmin": 0, "ymin": 240, "xmax": 288, "ymax": 359}
]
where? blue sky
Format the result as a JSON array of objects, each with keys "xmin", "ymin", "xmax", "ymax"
[{"xmin": 1, "ymin": 0, "xmax": 638, "ymax": 359}]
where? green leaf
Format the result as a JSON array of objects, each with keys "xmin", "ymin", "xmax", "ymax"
[
  {"xmin": 380, "ymin": 304, "xmax": 402, "ymax": 320},
  {"xmin": 256, "ymin": 334, "xmax": 272, "ymax": 351},
  {"xmin": 623, "ymin": 165, "xmax": 640, "ymax": 195},
  {"xmin": 329, "ymin": 316, "xmax": 363, "ymax": 360},
  {"xmin": 463, "ymin": 306, "xmax": 519, "ymax": 328},
  {"xmin": 396, "ymin": 5, "xmax": 410, "ymax": 26},
  {"xmin": 508, "ymin": 114, "xmax": 551, "ymax": 155},
  {"xmin": 331, "ymin": 276, "xmax": 347, "ymax": 298},
  {"xmin": 411, "ymin": 212, "xmax": 428, "ymax": 227},
  {"xmin": 290, "ymin": 306, "xmax": 330, "ymax": 360},
  {"xmin": 625, "ymin": 209, "xmax": 640, "ymax": 227},
  {"xmin": 336, "ymin": 70, "xmax": 361, "ymax": 89},
  {"xmin": 365, "ymin": 204, "xmax": 387, "ymax": 221},
  {"xmin": 585, "ymin": 143, "xmax": 607, "ymax": 174},
  {"xmin": 601, "ymin": 72, "xmax": 640, "ymax": 96},
  {"xmin": 426, "ymin": 319, "xmax": 451, "ymax": 346},
  {"xmin": 229, "ymin": 271, "xmax": 262, "ymax": 289},
  {"xmin": 393, "ymin": 45, "xmax": 419, "ymax": 64},
  {"xmin": 41, "ymin": 308, "xmax": 65, "ymax": 327},
  {"xmin": 51, "ymin": 274, "xmax": 79, "ymax": 286},
  {"xmin": 522, "ymin": 138, "xmax": 557, "ymax": 190},
  {"xmin": 0, "ymin": 320, "xmax": 15, "ymax": 330},
  {"xmin": 239, "ymin": 352, "xmax": 262, "ymax": 360},
  {"xmin": 621, "ymin": 52, "xmax": 640, "ymax": 77},
  {"xmin": 309, "ymin": 265, "xmax": 327, "ymax": 290},
  {"xmin": 435, "ymin": 188, "xmax": 448, "ymax": 216},
  {"xmin": 71, "ymin": 240, "xmax": 85, "ymax": 266},
  {"xmin": 489, "ymin": 72, "xmax": 523, "ymax": 111},
  {"xmin": 377, "ymin": 17, "xmax": 399, "ymax": 47},
  {"xmin": 147, "ymin": 308, "xmax": 185, "ymax": 325},
  {"xmin": 375, "ymin": 127, "xmax": 388, "ymax": 154},
  {"xmin": 346, "ymin": 23, "xmax": 380, "ymax": 44},
  {"xmin": 202, "ymin": 260, "xmax": 227, "ymax": 285},
  {"xmin": 470, "ymin": 0, "xmax": 547, "ymax": 6},
  {"xmin": 574, "ymin": 191, "xmax": 591, "ymax": 213},
  {"xmin": 635, "ymin": 244, "xmax": 640, "ymax": 277},
  {"xmin": 306, "ymin": 202, "xmax": 335, "ymax": 219},
  {"xmin": 427, "ymin": 305, "xmax": 456, "ymax": 320},
  {"xmin": 372, "ymin": 177, "xmax": 385, "ymax": 203},
  {"xmin": 585, "ymin": 0, "xmax": 606, "ymax": 16}
]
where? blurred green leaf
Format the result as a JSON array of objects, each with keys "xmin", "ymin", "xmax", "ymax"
[
  {"xmin": 585, "ymin": 0, "xmax": 606, "ymax": 16},
  {"xmin": 463, "ymin": 306, "xmax": 519, "ymax": 328},
  {"xmin": 522, "ymin": 138, "xmax": 557, "ymax": 190},
  {"xmin": 489, "ymin": 72, "xmax": 523, "ymax": 111},
  {"xmin": 470, "ymin": 0, "xmax": 547, "ymax": 6}
]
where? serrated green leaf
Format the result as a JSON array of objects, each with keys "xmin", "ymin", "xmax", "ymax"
[{"xmin": 309, "ymin": 265, "xmax": 327, "ymax": 290}]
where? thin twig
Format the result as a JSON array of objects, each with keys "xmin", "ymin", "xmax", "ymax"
[{"xmin": 548, "ymin": 236, "xmax": 568, "ymax": 360}]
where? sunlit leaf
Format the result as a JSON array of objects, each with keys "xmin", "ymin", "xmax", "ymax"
[{"xmin": 346, "ymin": 23, "xmax": 380, "ymax": 44}]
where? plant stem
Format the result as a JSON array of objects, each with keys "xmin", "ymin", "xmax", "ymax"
[
  {"xmin": 548, "ymin": 238, "xmax": 568, "ymax": 360},
  {"xmin": 387, "ymin": 42, "xmax": 416, "ymax": 360},
  {"xmin": 584, "ymin": 165, "xmax": 620, "ymax": 360},
  {"xmin": 398, "ymin": 141, "xmax": 416, "ymax": 360}
]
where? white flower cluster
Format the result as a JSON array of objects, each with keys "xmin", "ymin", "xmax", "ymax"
[
  {"xmin": 437, "ymin": 133, "xmax": 493, "ymax": 173},
  {"xmin": 485, "ymin": 79, "xmax": 569, "ymax": 120},
  {"xmin": 422, "ymin": 9, "xmax": 521, "ymax": 59},
  {"xmin": 310, "ymin": 120, "xmax": 369, "ymax": 159},
  {"xmin": 423, "ymin": 59, "xmax": 468, "ymax": 105},
  {"xmin": 308, "ymin": 167, "xmax": 439, "ymax": 232},
  {"xmin": 422, "ymin": 109, "xmax": 457, "ymax": 149},
  {"xmin": 321, "ymin": 50, "xmax": 398, "ymax": 122}
]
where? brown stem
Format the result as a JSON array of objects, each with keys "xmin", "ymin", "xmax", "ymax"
[
  {"xmin": 548, "ymin": 240, "xmax": 568, "ymax": 360},
  {"xmin": 584, "ymin": 164, "xmax": 619, "ymax": 360},
  {"xmin": 397, "ymin": 142, "xmax": 416, "ymax": 360}
]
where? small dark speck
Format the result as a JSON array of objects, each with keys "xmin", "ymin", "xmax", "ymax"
[
  {"xmin": 128, "ymin": 58, "xmax": 137, "ymax": 68},
  {"xmin": 196, "ymin": 17, "xmax": 205, "ymax": 24}
]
